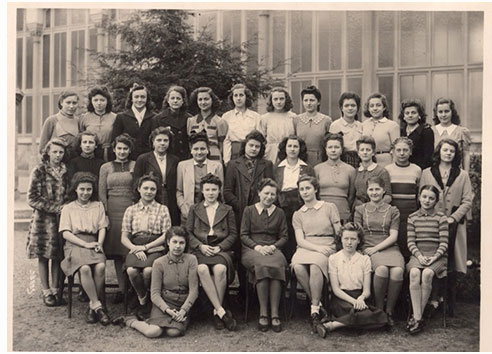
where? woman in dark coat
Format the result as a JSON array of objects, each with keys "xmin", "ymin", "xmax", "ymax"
[
  {"xmin": 133, "ymin": 126, "xmax": 180, "ymax": 225},
  {"xmin": 111, "ymin": 84, "xmax": 156, "ymax": 161}
]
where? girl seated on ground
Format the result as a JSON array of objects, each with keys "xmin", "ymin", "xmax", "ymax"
[
  {"xmin": 124, "ymin": 226, "xmax": 199, "ymax": 338},
  {"xmin": 406, "ymin": 185, "xmax": 448, "ymax": 334},
  {"xmin": 59, "ymin": 172, "xmax": 110, "ymax": 325},
  {"xmin": 316, "ymin": 222, "xmax": 388, "ymax": 337},
  {"xmin": 121, "ymin": 173, "xmax": 172, "ymax": 319}
]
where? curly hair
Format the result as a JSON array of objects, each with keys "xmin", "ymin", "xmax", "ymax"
[
  {"xmin": 296, "ymin": 174, "xmax": 320, "ymax": 193},
  {"xmin": 363, "ymin": 92, "xmax": 391, "ymax": 119},
  {"xmin": 189, "ymin": 87, "xmax": 221, "ymax": 115},
  {"xmin": 112, "ymin": 133, "xmax": 135, "ymax": 152},
  {"xmin": 68, "ymin": 172, "xmax": 98, "ymax": 202},
  {"xmin": 433, "ymin": 97, "xmax": 461, "ymax": 125},
  {"xmin": 136, "ymin": 172, "xmax": 160, "ymax": 190},
  {"xmin": 398, "ymin": 98, "xmax": 426, "ymax": 128},
  {"xmin": 391, "ymin": 136, "xmax": 414, "ymax": 153},
  {"xmin": 356, "ymin": 135, "xmax": 376, "ymax": 152},
  {"xmin": 277, "ymin": 135, "xmax": 308, "ymax": 162},
  {"xmin": 161, "ymin": 85, "xmax": 188, "ymax": 113},
  {"xmin": 73, "ymin": 131, "xmax": 102, "ymax": 156},
  {"xmin": 301, "ymin": 85, "xmax": 321, "ymax": 112},
  {"xmin": 227, "ymin": 83, "xmax": 254, "ymax": 109},
  {"xmin": 41, "ymin": 138, "xmax": 68, "ymax": 164},
  {"xmin": 57, "ymin": 90, "xmax": 79, "ymax": 110},
  {"xmin": 149, "ymin": 126, "xmax": 173, "ymax": 151},
  {"xmin": 320, "ymin": 132, "xmax": 345, "ymax": 162},
  {"xmin": 200, "ymin": 173, "xmax": 223, "ymax": 190},
  {"xmin": 366, "ymin": 175, "xmax": 386, "ymax": 189},
  {"xmin": 87, "ymin": 86, "xmax": 113, "ymax": 113},
  {"xmin": 432, "ymin": 138, "xmax": 462, "ymax": 169},
  {"xmin": 165, "ymin": 226, "xmax": 189, "ymax": 253},
  {"xmin": 239, "ymin": 130, "xmax": 266, "ymax": 159},
  {"xmin": 257, "ymin": 177, "xmax": 279, "ymax": 193},
  {"xmin": 125, "ymin": 83, "xmax": 154, "ymax": 110},
  {"xmin": 338, "ymin": 92, "xmax": 361, "ymax": 121},
  {"xmin": 189, "ymin": 130, "xmax": 209, "ymax": 148},
  {"xmin": 266, "ymin": 87, "xmax": 293, "ymax": 112},
  {"xmin": 337, "ymin": 222, "xmax": 364, "ymax": 251}
]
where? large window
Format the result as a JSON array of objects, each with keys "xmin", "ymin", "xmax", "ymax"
[
  {"xmin": 318, "ymin": 12, "xmax": 341, "ymax": 71},
  {"xmin": 291, "ymin": 11, "xmax": 312, "ymax": 73},
  {"xmin": 71, "ymin": 30, "xmax": 86, "ymax": 86},
  {"xmin": 54, "ymin": 32, "xmax": 67, "ymax": 88}
]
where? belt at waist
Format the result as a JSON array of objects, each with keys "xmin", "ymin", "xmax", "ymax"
[{"xmin": 165, "ymin": 288, "xmax": 189, "ymax": 295}]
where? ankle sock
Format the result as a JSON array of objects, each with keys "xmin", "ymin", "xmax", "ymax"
[
  {"xmin": 311, "ymin": 304, "xmax": 320, "ymax": 315},
  {"xmin": 138, "ymin": 293, "xmax": 148, "ymax": 305},
  {"xmin": 89, "ymin": 300, "xmax": 102, "ymax": 310},
  {"xmin": 217, "ymin": 307, "xmax": 226, "ymax": 318},
  {"xmin": 42, "ymin": 289, "xmax": 52, "ymax": 297}
]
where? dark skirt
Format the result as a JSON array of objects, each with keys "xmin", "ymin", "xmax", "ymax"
[
  {"xmin": 61, "ymin": 234, "xmax": 107, "ymax": 277},
  {"xmin": 147, "ymin": 289, "xmax": 190, "ymax": 335},
  {"xmin": 192, "ymin": 250, "xmax": 236, "ymax": 285},
  {"xmin": 241, "ymin": 247, "xmax": 288, "ymax": 283},
  {"xmin": 406, "ymin": 243, "xmax": 448, "ymax": 279},
  {"xmin": 392, "ymin": 198, "xmax": 418, "ymax": 259},
  {"xmin": 105, "ymin": 194, "xmax": 133, "ymax": 257},
  {"xmin": 330, "ymin": 289, "xmax": 388, "ymax": 329},
  {"xmin": 123, "ymin": 233, "xmax": 165, "ymax": 270},
  {"xmin": 278, "ymin": 189, "xmax": 302, "ymax": 261}
]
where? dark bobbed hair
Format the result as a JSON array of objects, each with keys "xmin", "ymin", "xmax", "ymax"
[
  {"xmin": 112, "ymin": 133, "xmax": 135, "ymax": 153},
  {"xmin": 57, "ymin": 90, "xmax": 79, "ymax": 110},
  {"xmin": 320, "ymin": 132, "xmax": 345, "ymax": 162},
  {"xmin": 338, "ymin": 92, "xmax": 361, "ymax": 121},
  {"xmin": 432, "ymin": 138, "xmax": 462, "ymax": 169},
  {"xmin": 227, "ymin": 83, "xmax": 253, "ymax": 109},
  {"xmin": 149, "ymin": 126, "xmax": 173, "ymax": 151},
  {"xmin": 200, "ymin": 173, "xmax": 222, "ymax": 190},
  {"xmin": 266, "ymin": 87, "xmax": 293, "ymax": 113},
  {"xmin": 41, "ymin": 138, "xmax": 68, "ymax": 164},
  {"xmin": 87, "ymin": 86, "xmax": 113, "ymax": 113},
  {"xmin": 366, "ymin": 175, "xmax": 386, "ymax": 189},
  {"xmin": 277, "ymin": 135, "xmax": 308, "ymax": 162},
  {"xmin": 239, "ymin": 130, "xmax": 266, "ymax": 159},
  {"xmin": 74, "ymin": 131, "xmax": 102, "ymax": 156},
  {"xmin": 338, "ymin": 222, "xmax": 365, "ymax": 251},
  {"xmin": 257, "ymin": 178, "xmax": 279, "ymax": 193},
  {"xmin": 398, "ymin": 98, "xmax": 426, "ymax": 128},
  {"xmin": 189, "ymin": 87, "xmax": 221, "ymax": 114},
  {"xmin": 363, "ymin": 92, "xmax": 391, "ymax": 119},
  {"xmin": 356, "ymin": 135, "xmax": 376, "ymax": 151},
  {"xmin": 68, "ymin": 172, "xmax": 98, "ymax": 202},
  {"xmin": 391, "ymin": 136, "xmax": 414, "ymax": 153},
  {"xmin": 125, "ymin": 83, "xmax": 154, "ymax": 110},
  {"xmin": 419, "ymin": 184, "xmax": 441, "ymax": 203},
  {"xmin": 433, "ymin": 97, "xmax": 461, "ymax": 125},
  {"xmin": 165, "ymin": 226, "xmax": 189, "ymax": 253},
  {"xmin": 137, "ymin": 173, "xmax": 159, "ymax": 190},
  {"xmin": 189, "ymin": 130, "xmax": 209, "ymax": 148},
  {"xmin": 161, "ymin": 85, "xmax": 188, "ymax": 113},
  {"xmin": 301, "ymin": 85, "xmax": 321, "ymax": 112}
]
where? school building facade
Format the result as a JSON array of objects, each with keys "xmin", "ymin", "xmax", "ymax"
[{"xmin": 14, "ymin": 8, "xmax": 483, "ymax": 192}]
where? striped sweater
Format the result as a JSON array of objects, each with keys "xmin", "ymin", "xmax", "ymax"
[
  {"xmin": 385, "ymin": 163, "xmax": 422, "ymax": 200},
  {"xmin": 407, "ymin": 208, "xmax": 448, "ymax": 258}
]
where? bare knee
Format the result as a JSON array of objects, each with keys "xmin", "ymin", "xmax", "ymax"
[
  {"xmin": 422, "ymin": 269, "xmax": 435, "ymax": 284},
  {"xmin": 293, "ymin": 264, "xmax": 307, "ymax": 276},
  {"xmin": 409, "ymin": 268, "xmax": 421, "ymax": 284},
  {"xmin": 309, "ymin": 265, "xmax": 323, "ymax": 277},
  {"xmin": 374, "ymin": 266, "xmax": 389, "ymax": 278},
  {"xmin": 165, "ymin": 328, "xmax": 182, "ymax": 337},
  {"xmin": 94, "ymin": 263, "xmax": 105, "ymax": 276},
  {"xmin": 127, "ymin": 267, "xmax": 139, "ymax": 279},
  {"xmin": 79, "ymin": 265, "xmax": 92, "ymax": 277},
  {"xmin": 197, "ymin": 264, "xmax": 211, "ymax": 277},
  {"xmin": 389, "ymin": 267, "xmax": 404, "ymax": 281},
  {"xmin": 142, "ymin": 267, "xmax": 152, "ymax": 279},
  {"xmin": 145, "ymin": 325, "xmax": 163, "ymax": 338},
  {"xmin": 213, "ymin": 264, "xmax": 227, "ymax": 278}
]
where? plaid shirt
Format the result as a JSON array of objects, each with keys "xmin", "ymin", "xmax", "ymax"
[{"xmin": 121, "ymin": 200, "xmax": 171, "ymax": 235}]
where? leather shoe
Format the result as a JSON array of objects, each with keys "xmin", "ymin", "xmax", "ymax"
[
  {"xmin": 258, "ymin": 315, "xmax": 269, "ymax": 332},
  {"xmin": 222, "ymin": 310, "xmax": 237, "ymax": 331},
  {"xmin": 96, "ymin": 307, "xmax": 111, "ymax": 326},
  {"xmin": 311, "ymin": 312, "xmax": 321, "ymax": 332},
  {"xmin": 271, "ymin": 317, "xmax": 282, "ymax": 333},
  {"xmin": 406, "ymin": 316, "xmax": 416, "ymax": 331},
  {"xmin": 213, "ymin": 314, "xmax": 225, "ymax": 330},
  {"xmin": 55, "ymin": 294, "xmax": 67, "ymax": 306},
  {"xmin": 86, "ymin": 308, "xmax": 98, "ymax": 324},
  {"xmin": 136, "ymin": 302, "xmax": 151, "ymax": 321},
  {"xmin": 316, "ymin": 323, "xmax": 328, "ymax": 338},
  {"xmin": 409, "ymin": 319, "xmax": 424, "ymax": 334},
  {"xmin": 43, "ymin": 294, "xmax": 57, "ymax": 307}
]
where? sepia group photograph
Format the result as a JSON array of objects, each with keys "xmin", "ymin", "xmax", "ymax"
[{"xmin": 6, "ymin": 1, "xmax": 491, "ymax": 352}]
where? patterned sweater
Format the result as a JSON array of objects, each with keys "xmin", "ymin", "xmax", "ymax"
[{"xmin": 407, "ymin": 209, "xmax": 448, "ymax": 258}]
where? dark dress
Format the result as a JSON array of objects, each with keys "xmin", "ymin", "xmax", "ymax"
[
  {"xmin": 240, "ymin": 205, "xmax": 288, "ymax": 283},
  {"xmin": 67, "ymin": 155, "xmax": 105, "ymax": 182},
  {"xmin": 151, "ymin": 108, "xmax": 192, "ymax": 162},
  {"xmin": 401, "ymin": 124, "xmax": 434, "ymax": 170}
]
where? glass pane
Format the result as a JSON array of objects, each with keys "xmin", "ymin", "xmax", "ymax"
[
  {"xmin": 318, "ymin": 11, "xmax": 341, "ymax": 71},
  {"xmin": 54, "ymin": 9, "xmax": 68, "ymax": 26},
  {"xmin": 45, "ymin": 9, "xmax": 51, "ymax": 28},
  {"xmin": 292, "ymin": 11, "xmax": 313, "ymax": 73},
  {"xmin": 26, "ymin": 37, "xmax": 33, "ymax": 89},
  {"xmin": 272, "ymin": 11, "xmax": 286, "ymax": 74},
  {"xmin": 54, "ymin": 32, "xmax": 67, "ymax": 87},
  {"xmin": 468, "ymin": 12, "xmax": 483, "ymax": 64},
  {"xmin": 53, "ymin": 94, "xmax": 60, "ymax": 114},
  {"xmin": 16, "ymin": 38, "xmax": 22, "ymax": 89},
  {"xmin": 16, "ymin": 98, "xmax": 22, "ymax": 134},
  {"xmin": 347, "ymin": 11, "xmax": 363, "ymax": 69},
  {"xmin": 378, "ymin": 76, "xmax": 393, "ymax": 117},
  {"xmin": 432, "ymin": 72, "xmax": 463, "ymax": 118},
  {"xmin": 17, "ymin": 9, "xmax": 25, "ymax": 31},
  {"xmin": 378, "ymin": 11, "xmax": 394, "ymax": 68},
  {"xmin": 433, "ymin": 12, "xmax": 463, "ymax": 66},
  {"xmin": 291, "ymin": 80, "xmax": 313, "ymax": 114},
  {"xmin": 43, "ymin": 35, "xmax": 50, "ymax": 88},
  {"xmin": 72, "ymin": 31, "xmax": 78, "ymax": 84},
  {"xmin": 246, "ymin": 11, "xmax": 259, "ymax": 73},
  {"xmin": 319, "ymin": 79, "xmax": 341, "ymax": 117},
  {"xmin": 42, "ymin": 95, "xmax": 50, "ymax": 122},
  {"xmin": 468, "ymin": 70, "xmax": 482, "ymax": 131},
  {"xmin": 223, "ymin": 10, "xmax": 241, "ymax": 46},
  {"xmin": 70, "ymin": 9, "xmax": 86, "ymax": 25},
  {"xmin": 26, "ymin": 96, "xmax": 32, "ymax": 134},
  {"xmin": 347, "ymin": 77, "xmax": 362, "ymax": 97},
  {"xmin": 400, "ymin": 12, "xmax": 428, "ymax": 67},
  {"xmin": 400, "ymin": 74, "xmax": 427, "ymax": 104},
  {"xmin": 198, "ymin": 11, "xmax": 217, "ymax": 41}
]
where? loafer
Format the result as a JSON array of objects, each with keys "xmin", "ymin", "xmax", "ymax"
[
  {"xmin": 43, "ymin": 294, "xmax": 57, "ymax": 307},
  {"xmin": 136, "ymin": 302, "xmax": 151, "ymax": 321},
  {"xmin": 409, "ymin": 319, "xmax": 424, "ymax": 335},
  {"xmin": 112, "ymin": 291, "xmax": 125, "ymax": 305},
  {"xmin": 96, "ymin": 307, "xmax": 111, "ymax": 326},
  {"xmin": 78, "ymin": 289, "xmax": 89, "ymax": 303},
  {"xmin": 271, "ymin": 317, "xmax": 282, "ymax": 333},
  {"xmin": 319, "ymin": 306, "xmax": 329, "ymax": 322},
  {"xmin": 86, "ymin": 308, "xmax": 98, "ymax": 324},
  {"xmin": 222, "ymin": 310, "xmax": 237, "ymax": 331},
  {"xmin": 311, "ymin": 312, "xmax": 321, "ymax": 332},
  {"xmin": 258, "ymin": 315, "xmax": 269, "ymax": 332},
  {"xmin": 406, "ymin": 316, "xmax": 416, "ymax": 331},
  {"xmin": 316, "ymin": 323, "xmax": 328, "ymax": 338},
  {"xmin": 111, "ymin": 316, "xmax": 126, "ymax": 327},
  {"xmin": 55, "ymin": 294, "xmax": 67, "ymax": 306},
  {"xmin": 213, "ymin": 314, "xmax": 225, "ymax": 330}
]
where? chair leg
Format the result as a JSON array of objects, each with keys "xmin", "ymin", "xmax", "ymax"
[
  {"xmin": 123, "ymin": 272, "xmax": 128, "ymax": 315},
  {"xmin": 244, "ymin": 281, "xmax": 250, "ymax": 323},
  {"xmin": 282, "ymin": 282, "xmax": 288, "ymax": 322},
  {"xmin": 67, "ymin": 275, "xmax": 73, "ymax": 318},
  {"xmin": 288, "ymin": 276, "xmax": 297, "ymax": 320},
  {"xmin": 442, "ymin": 276, "xmax": 447, "ymax": 328}
]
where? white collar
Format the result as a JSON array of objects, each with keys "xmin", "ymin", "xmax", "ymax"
[
  {"xmin": 435, "ymin": 124, "xmax": 458, "ymax": 136},
  {"xmin": 299, "ymin": 200, "xmax": 324, "ymax": 212},
  {"xmin": 193, "ymin": 159, "xmax": 207, "ymax": 166},
  {"xmin": 371, "ymin": 117, "xmax": 388, "ymax": 123},
  {"xmin": 255, "ymin": 203, "xmax": 276, "ymax": 216},
  {"xmin": 278, "ymin": 159, "xmax": 307, "ymax": 169},
  {"xmin": 153, "ymin": 151, "xmax": 167, "ymax": 161},
  {"xmin": 203, "ymin": 201, "xmax": 219, "ymax": 210},
  {"xmin": 341, "ymin": 117, "xmax": 358, "ymax": 126},
  {"xmin": 132, "ymin": 106, "xmax": 146, "ymax": 120},
  {"xmin": 358, "ymin": 162, "xmax": 378, "ymax": 172},
  {"xmin": 234, "ymin": 108, "xmax": 248, "ymax": 115}
]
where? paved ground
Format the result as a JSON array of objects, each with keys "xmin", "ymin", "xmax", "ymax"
[{"xmin": 11, "ymin": 227, "xmax": 480, "ymax": 352}]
